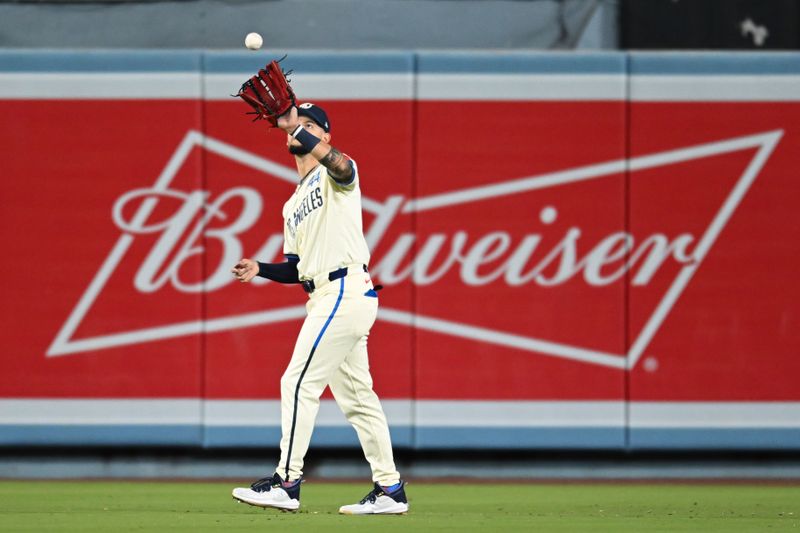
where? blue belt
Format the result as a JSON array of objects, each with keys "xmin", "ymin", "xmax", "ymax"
[{"xmin": 302, "ymin": 265, "xmax": 368, "ymax": 294}]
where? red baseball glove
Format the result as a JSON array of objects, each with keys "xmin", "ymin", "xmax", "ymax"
[{"xmin": 235, "ymin": 57, "xmax": 296, "ymax": 126}]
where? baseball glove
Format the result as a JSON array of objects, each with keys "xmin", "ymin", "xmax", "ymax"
[{"xmin": 235, "ymin": 56, "xmax": 296, "ymax": 126}]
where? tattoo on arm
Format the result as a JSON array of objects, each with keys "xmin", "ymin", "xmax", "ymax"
[{"xmin": 320, "ymin": 147, "xmax": 353, "ymax": 182}]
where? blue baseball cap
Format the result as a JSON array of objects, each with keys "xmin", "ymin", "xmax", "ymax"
[{"xmin": 297, "ymin": 102, "xmax": 330, "ymax": 132}]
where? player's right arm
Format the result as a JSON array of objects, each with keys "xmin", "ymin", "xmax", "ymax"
[{"xmin": 231, "ymin": 255, "xmax": 300, "ymax": 284}]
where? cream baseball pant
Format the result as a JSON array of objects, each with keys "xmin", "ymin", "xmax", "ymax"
[{"xmin": 275, "ymin": 268, "xmax": 401, "ymax": 486}]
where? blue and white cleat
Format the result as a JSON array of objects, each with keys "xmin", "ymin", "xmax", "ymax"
[
  {"xmin": 338, "ymin": 480, "xmax": 409, "ymax": 515},
  {"xmin": 232, "ymin": 473, "xmax": 301, "ymax": 512}
]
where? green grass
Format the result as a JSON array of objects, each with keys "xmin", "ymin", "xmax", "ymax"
[{"xmin": 0, "ymin": 480, "xmax": 798, "ymax": 532}]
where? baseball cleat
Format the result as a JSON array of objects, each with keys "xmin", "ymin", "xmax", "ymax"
[
  {"xmin": 338, "ymin": 480, "xmax": 409, "ymax": 515},
  {"xmin": 231, "ymin": 473, "xmax": 301, "ymax": 511}
]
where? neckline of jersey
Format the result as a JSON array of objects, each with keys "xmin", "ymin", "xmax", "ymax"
[{"xmin": 299, "ymin": 164, "xmax": 323, "ymax": 185}]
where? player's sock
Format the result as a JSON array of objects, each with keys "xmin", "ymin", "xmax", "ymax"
[{"xmin": 381, "ymin": 481, "xmax": 402, "ymax": 493}]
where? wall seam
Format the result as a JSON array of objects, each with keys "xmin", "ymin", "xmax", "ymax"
[{"xmin": 623, "ymin": 51, "xmax": 633, "ymax": 453}]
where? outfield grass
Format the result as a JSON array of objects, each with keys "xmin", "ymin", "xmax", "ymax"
[{"xmin": 0, "ymin": 480, "xmax": 798, "ymax": 532}]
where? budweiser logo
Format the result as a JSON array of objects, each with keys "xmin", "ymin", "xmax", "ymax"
[{"xmin": 48, "ymin": 129, "xmax": 783, "ymax": 370}]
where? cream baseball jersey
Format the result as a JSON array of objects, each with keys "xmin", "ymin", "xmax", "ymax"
[{"xmin": 282, "ymin": 159, "xmax": 370, "ymax": 280}]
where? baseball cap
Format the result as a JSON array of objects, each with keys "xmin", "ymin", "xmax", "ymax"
[{"xmin": 297, "ymin": 102, "xmax": 330, "ymax": 132}]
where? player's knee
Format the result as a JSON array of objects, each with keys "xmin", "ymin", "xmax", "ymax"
[
  {"xmin": 280, "ymin": 373, "xmax": 295, "ymax": 395},
  {"xmin": 281, "ymin": 373, "xmax": 323, "ymax": 400}
]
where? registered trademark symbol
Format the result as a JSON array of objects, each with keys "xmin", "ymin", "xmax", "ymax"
[
  {"xmin": 643, "ymin": 357, "xmax": 659, "ymax": 372},
  {"xmin": 540, "ymin": 206, "xmax": 557, "ymax": 224}
]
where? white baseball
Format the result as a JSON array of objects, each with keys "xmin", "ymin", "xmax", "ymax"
[{"xmin": 244, "ymin": 32, "xmax": 263, "ymax": 50}]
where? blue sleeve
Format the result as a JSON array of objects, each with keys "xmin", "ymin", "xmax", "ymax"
[{"xmin": 257, "ymin": 259, "xmax": 300, "ymax": 284}]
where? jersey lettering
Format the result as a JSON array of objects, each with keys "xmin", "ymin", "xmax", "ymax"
[
  {"xmin": 283, "ymin": 162, "xmax": 370, "ymax": 279},
  {"xmin": 287, "ymin": 187, "xmax": 323, "ymax": 237}
]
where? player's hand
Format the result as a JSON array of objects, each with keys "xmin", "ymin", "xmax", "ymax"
[
  {"xmin": 231, "ymin": 258, "xmax": 259, "ymax": 283},
  {"xmin": 277, "ymin": 106, "xmax": 299, "ymax": 132}
]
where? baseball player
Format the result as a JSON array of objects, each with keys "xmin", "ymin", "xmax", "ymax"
[{"xmin": 229, "ymin": 103, "xmax": 408, "ymax": 515}]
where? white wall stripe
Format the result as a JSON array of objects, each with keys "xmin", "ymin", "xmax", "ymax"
[
  {"xmin": 0, "ymin": 73, "xmax": 202, "ymax": 99},
  {"xmin": 2, "ymin": 72, "xmax": 796, "ymax": 102},
  {"xmin": 417, "ymin": 73, "xmax": 625, "ymax": 100},
  {"xmin": 415, "ymin": 401, "xmax": 624, "ymax": 427},
  {"xmin": 0, "ymin": 399, "xmax": 201, "ymax": 425},
  {"xmin": 3, "ymin": 400, "xmax": 798, "ymax": 428},
  {"xmin": 630, "ymin": 402, "xmax": 800, "ymax": 428},
  {"xmin": 630, "ymin": 75, "xmax": 800, "ymax": 101},
  {"xmin": 204, "ymin": 73, "xmax": 414, "ymax": 100}
]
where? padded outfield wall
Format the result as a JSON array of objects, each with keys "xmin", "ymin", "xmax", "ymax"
[{"xmin": 1, "ymin": 50, "xmax": 799, "ymax": 450}]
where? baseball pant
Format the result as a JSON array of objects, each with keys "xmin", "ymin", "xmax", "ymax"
[{"xmin": 275, "ymin": 269, "xmax": 401, "ymax": 485}]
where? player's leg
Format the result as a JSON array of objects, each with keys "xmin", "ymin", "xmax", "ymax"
[
  {"xmin": 329, "ymin": 313, "xmax": 408, "ymax": 515},
  {"xmin": 329, "ymin": 335, "xmax": 400, "ymax": 485},
  {"xmin": 231, "ymin": 309, "xmax": 336, "ymax": 510},
  {"xmin": 276, "ymin": 277, "xmax": 370, "ymax": 482},
  {"xmin": 233, "ymin": 278, "xmax": 357, "ymax": 510}
]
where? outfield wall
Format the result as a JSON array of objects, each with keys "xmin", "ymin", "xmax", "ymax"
[{"xmin": 1, "ymin": 50, "xmax": 800, "ymax": 450}]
